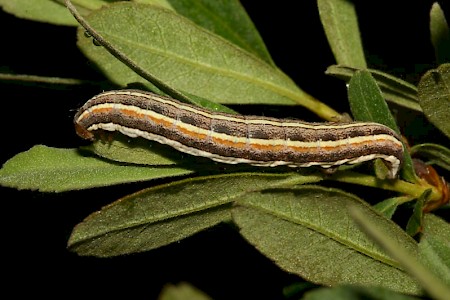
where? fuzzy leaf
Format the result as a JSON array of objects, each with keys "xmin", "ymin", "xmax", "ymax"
[
  {"xmin": 163, "ymin": 0, "xmax": 274, "ymax": 66},
  {"xmin": 421, "ymin": 213, "xmax": 450, "ymax": 285},
  {"xmin": 0, "ymin": 145, "xmax": 192, "ymax": 192},
  {"xmin": 0, "ymin": 0, "xmax": 78, "ymax": 25},
  {"xmin": 303, "ymin": 285, "xmax": 420, "ymax": 300},
  {"xmin": 417, "ymin": 64, "xmax": 450, "ymax": 138},
  {"xmin": 68, "ymin": 173, "xmax": 321, "ymax": 257},
  {"xmin": 85, "ymin": 134, "xmax": 183, "ymax": 166},
  {"xmin": 233, "ymin": 186, "xmax": 421, "ymax": 294},
  {"xmin": 76, "ymin": 3, "xmax": 310, "ymax": 106}
]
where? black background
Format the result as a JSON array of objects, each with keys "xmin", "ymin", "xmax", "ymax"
[{"xmin": 0, "ymin": 1, "xmax": 447, "ymax": 299}]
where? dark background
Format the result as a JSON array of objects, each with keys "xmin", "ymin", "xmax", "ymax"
[{"xmin": 0, "ymin": 1, "xmax": 447, "ymax": 299}]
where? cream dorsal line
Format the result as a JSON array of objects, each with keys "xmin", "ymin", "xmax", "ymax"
[{"xmin": 74, "ymin": 89, "xmax": 404, "ymax": 178}]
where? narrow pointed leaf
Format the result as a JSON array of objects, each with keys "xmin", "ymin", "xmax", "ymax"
[
  {"xmin": 417, "ymin": 64, "xmax": 450, "ymax": 138},
  {"xmin": 326, "ymin": 65, "xmax": 421, "ymax": 111},
  {"xmin": 348, "ymin": 70, "xmax": 399, "ymax": 130},
  {"xmin": 317, "ymin": 0, "xmax": 366, "ymax": 68},
  {"xmin": 68, "ymin": 173, "xmax": 321, "ymax": 257},
  {"xmin": 76, "ymin": 3, "xmax": 310, "ymax": 107},
  {"xmin": 233, "ymin": 186, "xmax": 421, "ymax": 294},
  {"xmin": 0, "ymin": 145, "xmax": 192, "ymax": 192}
]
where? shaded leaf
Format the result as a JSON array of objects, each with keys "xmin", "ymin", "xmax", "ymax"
[
  {"xmin": 68, "ymin": 172, "xmax": 321, "ymax": 256},
  {"xmin": 158, "ymin": 282, "xmax": 212, "ymax": 300},
  {"xmin": 410, "ymin": 143, "xmax": 450, "ymax": 171},
  {"xmin": 417, "ymin": 64, "xmax": 450, "ymax": 138},
  {"xmin": 76, "ymin": 3, "xmax": 311, "ymax": 107},
  {"xmin": 233, "ymin": 186, "xmax": 421, "ymax": 294},
  {"xmin": 317, "ymin": 0, "xmax": 366, "ymax": 68},
  {"xmin": 0, "ymin": 145, "xmax": 192, "ymax": 192},
  {"xmin": 430, "ymin": 2, "xmax": 450, "ymax": 64},
  {"xmin": 326, "ymin": 65, "xmax": 421, "ymax": 111},
  {"xmin": 85, "ymin": 134, "xmax": 183, "ymax": 166}
]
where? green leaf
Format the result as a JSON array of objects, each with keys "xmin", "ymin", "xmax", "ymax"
[
  {"xmin": 302, "ymin": 285, "xmax": 421, "ymax": 300},
  {"xmin": 0, "ymin": 0, "xmax": 75, "ymax": 25},
  {"xmin": 406, "ymin": 190, "xmax": 429, "ymax": 237},
  {"xmin": 348, "ymin": 70, "xmax": 400, "ymax": 129},
  {"xmin": 419, "ymin": 214, "xmax": 450, "ymax": 286},
  {"xmin": 76, "ymin": 3, "xmax": 311, "ymax": 107},
  {"xmin": 420, "ymin": 214, "xmax": 450, "ymax": 286},
  {"xmin": 68, "ymin": 173, "xmax": 321, "ymax": 257},
  {"xmin": 419, "ymin": 234, "xmax": 450, "ymax": 287},
  {"xmin": 164, "ymin": 0, "xmax": 275, "ymax": 66},
  {"xmin": 417, "ymin": 64, "xmax": 450, "ymax": 138},
  {"xmin": 419, "ymin": 214, "xmax": 450, "ymax": 287},
  {"xmin": 430, "ymin": 2, "xmax": 450, "ymax": 64},
  {"xmin": 317, "ymin": 0, "xmax": 366, "ymax": 68},
  {"xmin": 350, "ymin": 207, "xmax": 450, "ymax": 300},
  {"xmin": 326, "ymin": 65, "xmax": 421, "ymax": 112},
  {"xmin": 348, "ymin": 70, "xmax": 417, "ymax": 182},
  {"xmin": 423, "ymin": 213, "xmax": 450, "ymax": 241},
  {"xmin": 410, "ymin": 143, "xmax": 450, "ymax": 171},
  {"xmin": 233, "ymin": 186, "xmax": 421, "ymax": 294},
  {"xmin": 158, "ymin": 282, "xmax": 212, "ymax": 300},
  {"xmin": 0, "ymin": 0, "xmax": 104, "ymax": 25},
  {"xmin": 373, "ymin": 196, "xmax": 408, "ymax": 219},
  {"xmin": 85, "ymin": 134, "xmax": 183, "ymax": 166},
  {"xmin": 0, "ymin": 145, "xmax": 192, "ymax": 192}
]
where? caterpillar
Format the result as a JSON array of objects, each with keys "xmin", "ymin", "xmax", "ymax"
[{"xmin": 74, "ymin": 90, "xmax": 404, "ymax": 178}]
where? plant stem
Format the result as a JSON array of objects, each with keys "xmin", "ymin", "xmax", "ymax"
[{"xmin": 330, "ymin": 171, "xmax": 442, "ymax": 201}]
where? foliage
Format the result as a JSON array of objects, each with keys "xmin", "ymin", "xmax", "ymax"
[{"xmin": 0, "ymin": 0, "xmax": 449, "ymax": 299}]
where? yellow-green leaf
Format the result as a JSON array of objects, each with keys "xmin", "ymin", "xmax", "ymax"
[{"xmin": 0, "ymin": 145, "xmax": 192, "ymax": 192}]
